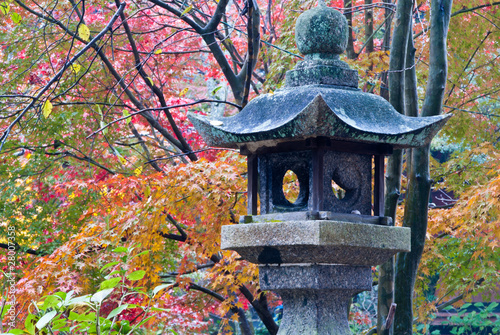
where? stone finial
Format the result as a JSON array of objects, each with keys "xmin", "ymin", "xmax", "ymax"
[{"xmin": 295, "ymin": 1, "xmax": 348, "ymax": 59}]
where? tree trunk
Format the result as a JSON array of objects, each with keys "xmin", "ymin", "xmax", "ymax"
[
  {"xmin": 364, "ymin": 0, "xmax": 374, "ymax": 54},
  {"xmin": 394, "ymin": 145, "xmax": 431, "ymax": 335},
  {"xmin": 344, "ymin": 0, "xmax": 357, "ymax": 59},
  {"xmin": 378, "ymin": 0, "xmax": 412, "ymax": 333},
  {"xmin": 376, "ymin": 1, "xmax": 394, "ymax": 333},
  {"xmin": 393, "ymin": 0, "xmax": 452, "ymax": 333}
]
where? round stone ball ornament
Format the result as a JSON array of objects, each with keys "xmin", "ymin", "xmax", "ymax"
[{"xmin": 295, "ymin": 0, "xmax": 348, "ymax": 56}]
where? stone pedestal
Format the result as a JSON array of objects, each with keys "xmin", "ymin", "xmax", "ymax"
[
  {"xmin": 260, "ymin": 264, "xmax": 371, "ymax": 335},
  {"xmin": 221, "ymin": 214, "xmax": 411, "ymax": 334}
]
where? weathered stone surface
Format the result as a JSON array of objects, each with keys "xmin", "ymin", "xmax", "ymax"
[
  {"xmin": 259, "ymin": 264, "xmax": 371, "ymax": 335},
  {"xmin": 259, "ymin": 264, "xmax": 371, "ymax": 291},
  {"xmin": 321, "ymin": 151, "xmax": 372, "ymax": 214},
  {"xmin": 188, "ymin": 86, "xmax": 451, "ymax": 152},
  {"xmin": 295, "ymin": 2, "xmax": 348, "ymax": 56},
  {"xmin": 257, "ymin": 150, "xmax": 372, "ymax": 215},
  {"xmin": 273, "ymin": 289, "xmax": 353, "ymax": 335},
  {"xmin": 240, "ymin": 211, "xmax": 393, "ymax": 225},
  {"xmin": 221, "ymin": 219, "xmax": 411, "ymax": 265},
  {"xmin": 285, "ymin": 62, "xmax": 358, "ymax": 87},
  {"xmin": 258, "ymin": 150, "xmax": 312, "ymax": 214}
]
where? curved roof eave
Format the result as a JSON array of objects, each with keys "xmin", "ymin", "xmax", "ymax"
[{"xmin": 188, "ymin": 85, "xmax": 451, "ymax": 150}]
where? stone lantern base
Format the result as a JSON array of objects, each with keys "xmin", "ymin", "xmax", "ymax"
[
  {"xmin": 221, "ymin": 214, "xmax": 411, "ymax": 334},
  {"xmin": 260, "ymin": 264, "xmax": 371, "ymax": 335}
]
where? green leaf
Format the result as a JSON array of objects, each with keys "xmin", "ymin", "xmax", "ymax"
[
  {"xmin": 51, "ymin": 318, "xmax": 69, "ymax": 331},
  {"xmin": 106, "ymin": 304, "xmax": 129, "ymax": 319},
  {"xmin": 126, "ymin": 270, "xmax": 145, "ymax": 281},
  {"xmin": 100, "ymin": 277, "xmax": 121, "ymax": 290},
  {"xmin": 90, "ymin": 288, "xmax": 114, "ymax": 304},
  {"xmin": 112, "ymin": 246, "xmax": 128, "ymax": 253},
  {"xmin": 10, "ymin": 12, "xmax": 21, "ymax": 24},
  {"xmin": 212, "ymin": 86, "xmax": 222, "ymax": 95},
  {"xmin": 54, "ymin": 292, "xmax": 67, "ymax": 300},
  {"xmin": 25, "ymin": 314, "xmax": 37, "ymax": 334},
  {"xmin": 136, "ymin": 315, "xmax": 154, "ymax": 327},
  {"xmin": 4, "ymin": 329, "xmax": 26, "ymax": 334},
  {"xmin": 68, "ymin": 311, "xmax": 83, "ymax": 321},
  {"xmin": 4, "ymin": 329, "xmax": 26, "ymax": 335},
  {"xmin": 1, "ymin": 304, "xmax": 11, "ymax": 318},
  {"xmin": 181, "ymin": 5, "xmax": 193, "ymax": 16},
  {"xmin": 101, "ymin": 261, "xmax": 119, "ymax": 272},
  {"xmin": 35, "ymin": 310, "xmax": 57, "ymax": 330},
  {"xmin": 42, "ymin": 295, "xmax": 61, "ymax": 310},
  {"xmin": 122, "ymin": 110, "xmax": 131, "ymax": 124},
  {"xmin": 107, "ymin": 270, "xmax": 122, "ymax": 277},
  {"xmin": 0, "ymin": 2, "xmax": 10, "ymax": 15}
]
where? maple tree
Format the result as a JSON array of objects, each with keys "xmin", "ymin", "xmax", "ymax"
[
  {"xmin": 0, "ymin": 0, "xmax": 499, "ymax": 334},
  {"xmin": 0, "ymin": 0, "xmax": 274, "ymax": 333}
]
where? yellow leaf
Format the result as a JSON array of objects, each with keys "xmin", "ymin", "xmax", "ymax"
[
  {"xmin": 78, "ymin": 24, "xmax": 90, "ymax": 42},
  {"xmin": 146, "ymin": 77, "xmax": 154, "ymax": 86},
  {"xmin": 43, "ymin": 100, "xmax": 53, "ymax": 118},
  {"xmin": 134, "ymin": 166, "xmax": 143, "ymax": 176},
  {"xmin": 71, "ymin": 63, "xmax": 81, "ymax": 74},
  {"xmin": 100, "ymin": 120, "xmax": 108, "ymax": 135},
  {"xmin": 181, "ymin": 5, "xmax": 193, "ymax": 16},
  {"xmin": 145, "ymin": 186, "xmax": 151, "ymax": 198},
  {"xmin": 119, "ymin": 156, "xmax": 127, "ymax": 165},
  {"xmin": 0, "ymin": 2, "xmax": 10, "ymax": 15},
  {"xmin": 154, "ymin": 49, "xmax": 162, "ymax": 55},
  {"xmin": 179, "ymin": 87, "xmax": 189, "ymax": 97},
  {"xmin": 123, "ymin": 110, "xmax": 131, "ymax": 124}
]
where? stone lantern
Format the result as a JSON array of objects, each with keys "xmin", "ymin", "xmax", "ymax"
[{"xmin": 189, "ymin": 2, "xmax": 450, "ymax": 334}]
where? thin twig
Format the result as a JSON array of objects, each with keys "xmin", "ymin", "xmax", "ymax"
[
  {"xmin": 86, "ymin": 99, "xmax": 242, "ymax": 138},
  {"xmin": 0, "ymin": 2, "xmax": 126, "ymax": 153}
]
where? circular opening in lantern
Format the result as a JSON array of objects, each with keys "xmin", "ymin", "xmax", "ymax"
[
  {"xmin": 332, "ymin": 179, "xmax": 346, "ymax": 200},
  {"xmin": 283, "ymin": 170, "xmax": 300, "ymax": 204}
]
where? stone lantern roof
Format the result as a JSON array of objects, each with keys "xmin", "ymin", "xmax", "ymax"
[{"xmin": 188, "ymin": 1, "xmax": 450, "ymax": 153}]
